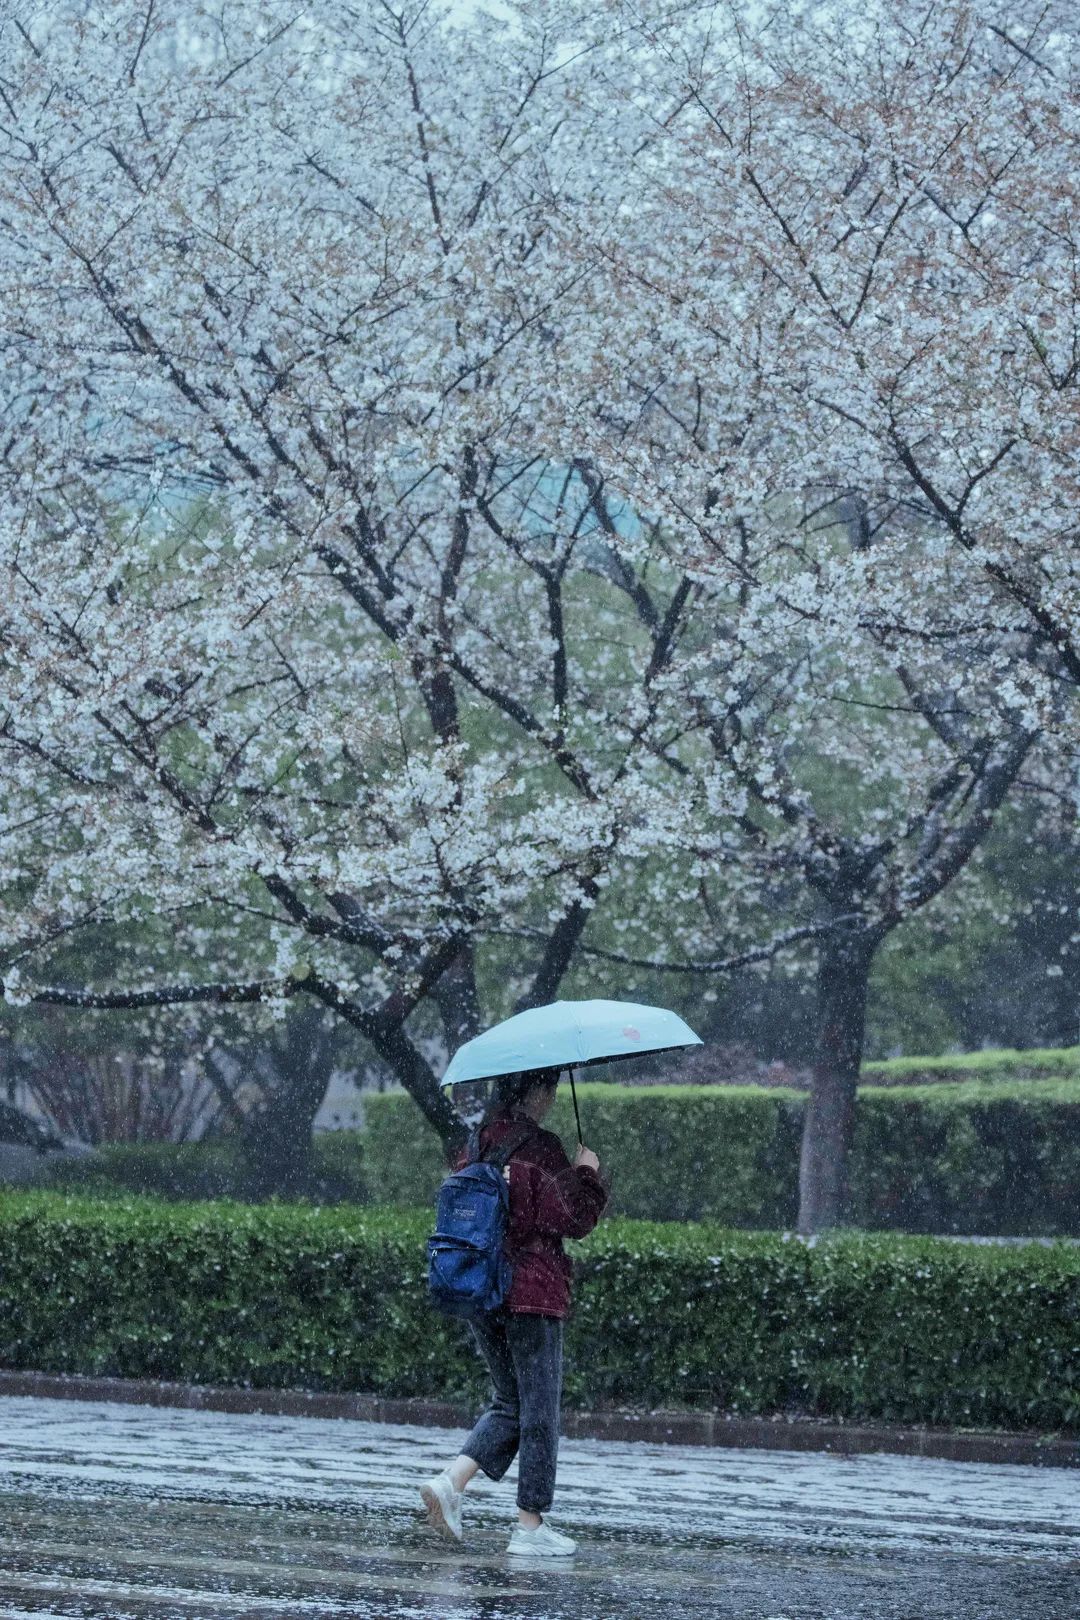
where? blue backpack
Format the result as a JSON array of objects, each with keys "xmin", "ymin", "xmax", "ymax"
[{"xmin": 427, "ymin": 1122, "xmax": 536, "ymax": 1319}]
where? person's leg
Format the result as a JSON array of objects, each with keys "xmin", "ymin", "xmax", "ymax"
[
  {"xmin": 422, "ymin": 1309, "xmax": 521, "ymax": 1540},
  {"xmin": 504, "ymin": 1313, "xmax": 563, "ymax": 1528},
  {"xmin": 455, "ymin": 1308, "xmax": 522, "ymax": 1486},
  {"xmin": 445, "ymin": 1454, "xmax": 481, "ymax": 1492}
]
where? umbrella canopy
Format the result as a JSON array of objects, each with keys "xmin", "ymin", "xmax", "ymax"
[{"xmin": 441, "ymin": 998, "xmax": 702, "ymax": 1090}]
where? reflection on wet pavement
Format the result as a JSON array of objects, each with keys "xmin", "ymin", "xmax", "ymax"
[{"xmin": 0, "ymin": 1396, "xmax": 1074, "ymax": 1618}]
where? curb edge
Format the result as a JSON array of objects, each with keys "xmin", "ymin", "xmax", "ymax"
[{"xmin": 0, "ymin": 1369, "xmax": 1074, "ymax": 1468}]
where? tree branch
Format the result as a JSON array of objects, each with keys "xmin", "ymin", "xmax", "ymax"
[{"xmin": 491, "ymin": 914, "xmax": 864, "ymax": 976}]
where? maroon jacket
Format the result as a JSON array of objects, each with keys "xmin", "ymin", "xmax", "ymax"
[{"xmin": 454, "ymin": 1106, "xmax": 609, "ymax": 1319}]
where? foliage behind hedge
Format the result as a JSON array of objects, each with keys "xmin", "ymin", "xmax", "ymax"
[
  {"xmin": 862, "ymin": 1044, "xmax": 1080, "ymax": 1085},
  {"xmin": 359, "ymin": 1078, "xmax": 1080, "ymax": 1236},
  {"xmin": 44, "ymin": 1069, "xmax": 1080, "ymax": 1237},
  {"xmin": 0, "ymin": 1193, "xmax": 1075, "ymax": 1432},
  {"xmin": 45, "ymin": 1134, "xmax": 368, "ymax": 1206}
]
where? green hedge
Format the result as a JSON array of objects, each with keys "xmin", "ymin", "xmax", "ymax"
[
  {"xmin": 45, "ymin": 1135, "xmax": 368, "ymax": 1206},
  {"xmin": 0, "ymin": 1193, "xmax": 1075, "ymax": 1432},
  {"xmin": 361, "ymin": 1085, "xmax": 802, "ymax": 1224},
  {"xmin": 359, "ymin": 1079, "xmax": 1080, "ymax": 1236},
  {"xmin": 863, "ymin": 1044, "xmax": 1080, "ymax": 1085},
  {"xmin": 45, "ymin": 1071, "xmax": 1080, "ymax": 1237}
]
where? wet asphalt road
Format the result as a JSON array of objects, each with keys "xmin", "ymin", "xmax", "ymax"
[{"xmin": 0, "ymin": 1396, "xmax": 1074, "ymax": 1619}]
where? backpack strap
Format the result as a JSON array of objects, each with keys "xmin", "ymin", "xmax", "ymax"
[{"xmin": 481, "ymin": 1121, "xmax": 537, "ymax": 1171}]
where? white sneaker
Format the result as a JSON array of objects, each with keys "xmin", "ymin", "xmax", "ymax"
[
  {"xmin": 507, "ymin": 1520, "xmax": 577, "ymax": 1558},
  {"xmin": 420, "ymin": 1472, "xmax": 463, "ymax": 1541}
]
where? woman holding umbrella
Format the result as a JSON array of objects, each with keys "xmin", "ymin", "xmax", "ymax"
[
  {"xmin": 421, "ymin": 1064, "xmax": 607, "ymax": 1558},
  {"xmin": 420, "ymin": 998, "xmax": 701, "ymax": 1558}
]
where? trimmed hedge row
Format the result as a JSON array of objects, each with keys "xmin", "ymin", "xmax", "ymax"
[
  {"xmin": 45, "ymin": 1075, "xmax": 1080, "ymax": 1237},
  {"xmin": 360, "ymin": 1079, "xmax": 1080, "ymax": 1236},
  {"xmin": 45, "ymin": 1137, "xmax": 368, "ymax": 1205},
  {"xmin": 863, "ymin": 1044, "xmax": 1080, "ymax": 1085},
  {"xmin": 0, "ymin": 1193, "xmax": 1075, "ymax": 1432}
]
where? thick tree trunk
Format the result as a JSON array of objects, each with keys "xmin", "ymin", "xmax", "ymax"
[
  {"xmin": 241, "ymin": 1063, "xmax": 327, "ymax": 1199},
  {"xmin": 797, "ymin": 925, "xmax": 879, "ymax": 1234},
  {"xmin": 366, "ymin": 1018, "xmax": 469, "ymax": 1162},
  {"xmin": 313, "ymin": 892, "xmax": 594, "ymax": 1166},
  {"xmin": 305, "ymin": 973, "xmax": 468, "ymax": 1161},
  {"xmin": 240, "ymin": 1006, "xmax": 336, "ymax": 1198},
  {"xmin": 433, "ymin": 942, "xmax": 482, "ymax": 1051}
]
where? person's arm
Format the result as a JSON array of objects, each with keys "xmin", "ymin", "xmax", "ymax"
[{"xmin": 530, "ymin": 1139, "xmax": 609, "ymax": 1240}]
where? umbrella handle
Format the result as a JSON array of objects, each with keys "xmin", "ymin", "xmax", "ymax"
[{"xmin": 568, "ymin": 1066, "xmax": 583, "ymax": 1147}]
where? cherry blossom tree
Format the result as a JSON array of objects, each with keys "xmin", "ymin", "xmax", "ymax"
[
  {"xmin": 565, "ymin": 483, "xmax": 1038, "ymax": 1229},
  {"xmin": 564, "ymin": 0, "xmax": 1074, "ymax": 1226},
  {"xmin": 0, "ymin": 0, "xmax": 705, "ymax": 1156},
  {"xmin": 1, "ymin": 0, "xmax": 1071, "ymax": 1233}
]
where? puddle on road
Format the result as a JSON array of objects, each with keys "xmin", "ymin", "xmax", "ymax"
[
  {"xmin": 3, "ymin": 1490, "xmax": 1078, "ymax": 1620},
  {"xmin": 0, "ymin": 1398, "xmax": 1076, "ymax": 1620},
  {"xmin": 2, "ymin": 1490, "xmax": 741, "ymax": 1605}
]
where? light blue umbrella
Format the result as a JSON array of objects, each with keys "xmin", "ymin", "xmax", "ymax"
[{"xmin": 441, "ymin": 998, "xmax": 702, "ymax": 1143}]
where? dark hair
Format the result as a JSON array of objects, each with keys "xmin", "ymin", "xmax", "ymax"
[{"xmin": 480, "ymin": 1067, "xmax": 558, "ymax": 1127}]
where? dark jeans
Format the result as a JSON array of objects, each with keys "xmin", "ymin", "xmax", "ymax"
[{"xmin": 461, "ymin": 1308, "xmax": 564, "ymax": 1514}]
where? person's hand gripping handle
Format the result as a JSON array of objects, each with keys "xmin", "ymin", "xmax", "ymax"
[{"xmin": 573, "ymin": 1144, "xmax": 600, "ymax": 1172}]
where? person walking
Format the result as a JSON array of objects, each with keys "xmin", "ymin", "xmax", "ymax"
[{"xmin": 420, "ymin": 1066, "xmax": 608, "ymax": 1558}]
